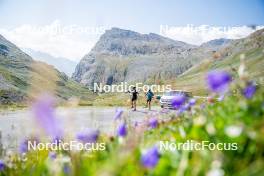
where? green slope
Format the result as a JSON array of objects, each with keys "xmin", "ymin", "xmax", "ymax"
[
  {"xmin": 170, "ymin": 48, "xmax": 264, "ymax": 96},
  {"xmin": 0, "ymin": 35, "xmax": 96, "ymax": 106},
  {"xmin": 170, "ymin": 29, "xmax": 264, "ymax": 96}
]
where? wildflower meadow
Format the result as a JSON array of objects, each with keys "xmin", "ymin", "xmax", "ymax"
[{"xmin": 0, "ymin": 63, "xmax": 263, "ymax": 176}]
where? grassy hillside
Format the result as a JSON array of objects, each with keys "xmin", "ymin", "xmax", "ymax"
[
  {"xmin": 0, "ymin": 34, "xmax": 97, "ymax": 106},
  {"xmin": 171, "ymin": 47, "xmax": 264, "ymax": 96}
]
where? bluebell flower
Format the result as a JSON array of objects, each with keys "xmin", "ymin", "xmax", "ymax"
[
  {"xmin": 200, "ymin": 103, "xmax": 206, "ymax": 109},
  {"xmin": 114, "ymin": 108, "xmax": 123, "ymax": 120},
  {"xmin": 48, "ymin": 151, "xmax": 57, "ymax": 160},
  {"xmin": 76, "ymin": 129, "xmax": 99, "ymax": 143},
  {"xmin": 0, "ymin": 160, "xmax": 5, "ymax": 171},
  {"xmin": 243, "ymin": 82, "xmax": 256, "ymax": 99},
  {"xmin": 207, "ymin": 71, "xmax": 231, "ymax": 94},
  {"xmin": 188, "ymin": 98, "xmax": 196, "ymax": 106},
  {"xmin": 141, "ymin": 146, "xmax": 159, "ymax": 169},
  {"xmin": 32, "ymin": 93, "xmax": 63, "ymax": 139},
  {"xmin": 117, "ymin": 123, "xmax": 127, "ymax": 137},
  {"xmin": 19, "ymin": 138, "xmax": 39, "ymax": 154},
  {"xmin": 218, "ymin": 94, "xmax": 225, "ymax": 102},
  {"xmin": 19, "ymin": 139, "xmax": 29, "ymax": 154},
  {"xmin": 148, "ymin": 118, "xmax": 158, "ymax": 129},
  {"xmin": 63, "ymin": 164, "xmax": 71, "ymax": 175},
  {"xmin": 171, "ymin": 94, "xmax": 186, "ymax": 109},
  {"xmin": 181, "ymin": 103, "xmax": 190, "ymax": 111}
]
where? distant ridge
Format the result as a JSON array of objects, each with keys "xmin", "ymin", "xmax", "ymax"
[{"xmin": 23, "ymin": 48, "xmax": 77, "ymax": 76}]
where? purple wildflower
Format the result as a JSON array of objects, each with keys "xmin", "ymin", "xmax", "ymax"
[
  {"xmin": 117, "ymin": 123, "xmax": 127, "ymax": 137},
  {"xmin": 31, "ymin": 93, "xmax": 63, "ymax": 139},
  {"xmin": 63, "ymin": 164, "xmax": 71, "ymax": 175},
  {"xmin": 200, "ymin": 103, "xmax": 206, "ymax": 109},
  {"xmin": 76, "ymin": 129, "xmax": 99, "ymax": 143},
  {"xmin": 19, "ymin": 138, "xmax": 39, "ymax": 153},
  {"xmin": 243, "ymin": 82, "xmax": 256, "ymax": 99},
  {"xmin": 148, "ymin": 118, "xmax": 158, "ymax": 129},
  {"xmin": 48, "ymin": 151, "xmax": 57, "ymax": 160},
  {"xmin": 19, "ymin": 140, "xmax": 29, "ymax": 153},
  {"xmin": 218, "ymin": 94, "xmax": 225, "ymax": 102},
  {"xmin": 207, "ymin": 71, "xmax": 231, "ymax": 93},
  {"xmin": 114, "ymin": 108, "xmax": 123, "ymax": 120},
  {"xmin": 141, "ymin": 146, "xmax": 160, "ymax": 169},
  {"xmin": 188, "ymin": 98, "xmax": 196, "ymax": 106},
  {"xmin": 176, "ymin": 108, "xmax": 184, "ymax": 116},
  {"xmin": 52, "ymin": 136, "xmax": 63, "ymax": 145},
  {"xmin": 171, "ymin": 94, "xmax": 186, "ymax": 109},
  {"xmin": 181, "ymin": 103, "xmax": 190, "ymax": 111},
  {"xmin": 0, "ymin": 160, "xmax": 5, "ymax": 171}
]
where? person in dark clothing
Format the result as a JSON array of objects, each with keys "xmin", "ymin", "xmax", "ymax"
[
  {"xmin": 146, "ymin": 89, "xmax": 154, "ymax": 110},
  {"xmin": 128, "ymin": 87, "xmax": 139, "ymax": 111}
]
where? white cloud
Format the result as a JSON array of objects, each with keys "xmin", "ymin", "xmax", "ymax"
[
  {"xmin": 0, "ymin": 20, "xmax": 108, "ymax": 61},
  {"xmin": 1, "ymin": 22, "xmax": 263, "ymax": 61},
  {"xmin": 160, "ymin": 25, "xmax": 264, "ymax": 45}
]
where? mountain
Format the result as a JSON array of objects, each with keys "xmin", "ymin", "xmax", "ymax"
[
  {"xmin": 200, "ymin": 38, "xmax": 232, "ymax": 49},
  {"xmin": 171, "ymin": 28, "xmax": 264, "ymax": 95},
  {"xmin": 89, "ymin": 27, "xmax": 194, "ymax": 55},
  {"xmin": 22, "ymin": 48, "xmax": 77, "ymax": 76},
  {"xmin": 73, "ymin": 28, "xmax": 230, "ymax": 87},
  {"xmin": 73, "ymin": 28, "xmax": 263, "ymax": 92},
  {"xmin": 0, "ymin": 34, "xmax": 96, "ymax": 105},
  {"xmin": 91, "ymin": 29, "xmax": 264, "ymax": 105}
]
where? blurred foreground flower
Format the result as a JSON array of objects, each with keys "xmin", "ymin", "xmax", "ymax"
[
  {"xmin": 49, "ymin": 151, "xmax": 57, "ymax": 160},
  {"xmin": 207, "ymin": 71, "xmax": 231, "ymax": 94},
  {"xmin": 141, "ymin": 146, "xmax": 159, "ymax": 169},
  {"xmin": 63, "ymin": 164, "xmax": 71, "ymax": 175},
  {"xmin": 243, "ymin": 82, "xmax": 256, "ymax": 99},
  {"xmin": 0, "ymin": 160, "xmax": 5, "ymax": 171},
  {"xmin": 188, "ymin": 98, "xmax": 196, "ymax": 106},
  {"xmin": 217, "ymin": 94, "xmax": 225, "ymax": 102},
  {"xmin": 148, "ymin": 117, "xmax": 158, "ymax": 129},
  {"xmin": 225, "ymin": 125, "xmax": 243, "ymax": 138},
  {"xmin": 76, "ymin": 129, "xmax": 99, "ymax": 143},
  {"xmin": 117, "ymin": 123, "xmax": 127, "ymax": 137},
  {"xmin": 114, "ymin": 108, "xmax": 123, "ymax": 120},
  {"xmin": 181, "ymin": 104, "xmax": 190, "ymax": 111},
  {"xmin": 171, "ymin": 94, "xmax": 186, "ymax": 109},
  {"xmin": 19, "ymin": 139, "xmax": 29, "ymax": 154},
  {"xmin": 19, "ymin": 138, "xmax": 39, "ymax": 154},
  {"xmin": 32, "ymin": 93, "xmax": 63, "ymax": 139}
]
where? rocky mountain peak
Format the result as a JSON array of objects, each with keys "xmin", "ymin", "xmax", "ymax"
[{"xmin": 90, "ymin": 27, "xmax": 194, "ymax": 56}]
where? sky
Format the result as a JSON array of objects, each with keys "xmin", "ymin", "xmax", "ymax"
[{"xmin": 0, "ymin": 0, "xmax": 264, "ymax": 61}]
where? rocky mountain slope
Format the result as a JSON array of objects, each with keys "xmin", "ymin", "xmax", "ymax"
[
  {"xmin": 170, "ymin": 28, "xmax": 264, "ymax": 95},
  {"xmin": 91, "ymin": 29, "xmax": 264, "ymax": 105},
  {"xmin": 0, "ymin": 35, "xmax": 95, "ymax": 105},
  {"xmin": 23, "ymin": 48, "xmax": 77, "ymax": 76},
  {"xmin": 73, "ymin": 28, "xmax": 231, "ymax": 87}
]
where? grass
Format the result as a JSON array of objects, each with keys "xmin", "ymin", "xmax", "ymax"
[
  {"xmin": 169, "ymin": 48, "xmax": 264, "ymax": 96},
  {"xmin": 0, "ymin": 75, "xmax": 263, "ymax": 176},
  {"xmin": 0, "ymin": 55, "xmax": 96, "ymax": 106}
]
